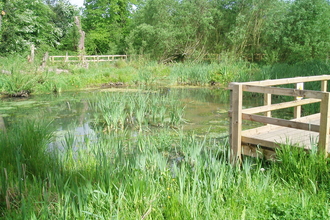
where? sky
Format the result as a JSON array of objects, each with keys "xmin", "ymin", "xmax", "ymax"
[{"xmin": 68, "ymin": 0, "xmax": 84, "ymax": 8}]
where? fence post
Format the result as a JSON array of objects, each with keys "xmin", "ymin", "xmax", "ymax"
[
  {"xmin": 294, "ymin": 82, "xmax": 304, "ymax": 118},
  {"xmin": 321, "ymin": 80, "xmax": 327, "ymax": 92},
  {"xmin": 264, "ymin": 93, "xmax": 271, "ymax": 118},
  {"xmin": 65, "ymin": 52, "xmax": 68, "ymax": 62},
  {"xmin": 319, "ymin": 92, "xmax": 330, "ymax": 157},
  {"xmin": 229, "ymin": 83, "xmax": 243, "ymax": 164}
]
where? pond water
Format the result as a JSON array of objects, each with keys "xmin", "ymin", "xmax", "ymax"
[{"xmin": 0, "ymin": 87, "xmax": 261, "ymax": 148}]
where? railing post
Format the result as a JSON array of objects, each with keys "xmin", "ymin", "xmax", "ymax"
[
  {"xmin": 294, "ymin": 82, "xmax": 304, "ymax": 118},
  {"xmin": 319, "ymin": 92, "xmax": 330, "ymax": 157},
  {"xmin": 65, "ymin": 52, "xmax": 68, "ymax": 62},
  {"xmin": 321, "ymin": 80, "xmax": 327, "ymax": 92},
  {"xmin": 230, "ymin": 83, "xmax": 243, "ymax": 164},
  {"xmin": 264, "ymin": 93, "xmax": 271, "ymax": 118}
]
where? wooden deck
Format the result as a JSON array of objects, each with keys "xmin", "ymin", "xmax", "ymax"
[{"xmin": 229, "ymin": 75, "xmax": 330, "ymax": 163}]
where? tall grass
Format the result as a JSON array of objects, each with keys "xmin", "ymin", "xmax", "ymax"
[
  {"xmin": 0, "ymin": 54, "xmax": 265, "ymax": 97},
  {"xmin": 2, "ymin": 54, "xmax": 330, "ymax": 98},
  {"xmin": 1, "ymin": 118, "xmax": 329, "ymax": 219},
  {"xmin": 89, "ymin": 91, "xmax": 185, "ymax": 132}
]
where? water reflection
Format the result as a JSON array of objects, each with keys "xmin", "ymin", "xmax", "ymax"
[{"xmin": 0, "ymin": 87, "xmax": 231, "ymax": 148}]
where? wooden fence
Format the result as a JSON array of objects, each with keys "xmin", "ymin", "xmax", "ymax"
[
  {"xmin": 229, "ymin": 75, "xmax": 330, "ymax": 163},
  {"xmin": 48, "ymin": 54, "xmax": 127, "ymax": 63}
]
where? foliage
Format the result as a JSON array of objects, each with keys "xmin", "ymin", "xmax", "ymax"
[
  {"xmin": 1, "ymin": 117, "xmax": 329, "ymax": 219},
  {"xmin": 126, "ymin": 0, "xmax": 330, "ymax": 63},
  {"xmin": 1, "ymin": 0, "xmax": 330, "ymax": 64},
  {"xmin": 127, "ymin": 0, "xmax": 215, "ymax": 61},
  {"xmin": 89, "ymin": 91, "xmax": 185, "ymax": 131},
  {"xmin": 0, "ymin": 120, "xmax": 56, "ymax": 177},
  {"xmin": 82, "ymin": 0, "xmax": 133, "ymax": 54},
  {"xmin": 0, "ymin": 0, "xmax": 79, "ymax": 55},
  {"xmin": 49, "ymin": 0, "xmax": 81, "ymax": 51},
  {"xmin": 271, "ymin": 0, "xmax": 330, "ymax": 63}
]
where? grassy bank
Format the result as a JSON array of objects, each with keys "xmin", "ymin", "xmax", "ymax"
[
  {"xmin": 2, "ymin": 54, "xmax": 330, "ymax": 97},
  {"xmin": 1, "ymin": 56, "xmax": 330, "ymax": 218},
  {"xmin": 1, "ymin": 118, "xmax": 329, "ymax": 219},
  {"xmin": 0, "ymin": 56, "xmax": 330, "ymax": 96},
  {"xmin": 0, "ymin": 54, "xmax": 259, "ymax": 96}
]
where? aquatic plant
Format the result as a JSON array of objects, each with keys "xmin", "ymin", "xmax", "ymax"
[
  {"xmin": 1, "ymin": 117, "xmax": 330, "ymax": 219},
  {"xmin": 89, "ymin": 91, "xmax": 185, "ymax": 132}
]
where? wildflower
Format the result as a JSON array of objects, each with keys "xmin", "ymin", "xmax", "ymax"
[{"xmin": 260, "ymin": 168, "xmax": 265, "ymax": 172}]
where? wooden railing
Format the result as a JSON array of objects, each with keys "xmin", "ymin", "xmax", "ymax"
[
  {"xmin": 228, "ymin": 75, "xmax": 330, "ymax": 163},
  {"xmin": 49, "ymin": 54, "xmax": 127, "ymax": 63}
]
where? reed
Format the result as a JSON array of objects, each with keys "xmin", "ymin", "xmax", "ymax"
[
  {"xmin": 2, "ymin": 57, "xmax": 330, "ymax": 218},
  {"xmin": 1, "ymin": 119, "xmax": 329, "ymax": 219},
  {"xmin": 89, "ymin": 91, "xmax": 186, "ymax": 132}
]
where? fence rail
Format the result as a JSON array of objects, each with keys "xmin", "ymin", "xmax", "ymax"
[
  {"xmin": 48, "ymin": 55, "xmax": 127, "ymax": 63},
  {"xmin": 228, "ymin": 75, "xmax": 330, "ymax": 164}
]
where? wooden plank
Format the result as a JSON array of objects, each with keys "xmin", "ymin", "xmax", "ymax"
[
  {"xmin": 242, "ymin": 98, "xmax": 320, "ymax": 114},
  {"xmin": 242, "ymin": 85, "xmax": 324, "ymax": 99},
  {"xmin": 229, "ymin": 76, "xmax": 330, "ymax": 160},
  {"xmin": 321, "ymin": 80, "xmax": 327, "ymax": 92},
  {"xmin": 230, "ymin": 83, "xmax": 243, "ymax": 164},
  {"xmin": 48, "ymin": 55, "xmax": 127, "ymax": 63},
  {"xmin": 294, "ymin": 82, "xmax": 304, "ymax": 118},
  {"xmin": 264, "ymin": 93, "xmax": 271, "ymax": 118},
  {"xmin": 319, "ymin": 92, "xmax": 330, "ymax": 156},
  {"xmin": 242, "ymin": 129, "xmax": 320, "ymax": 150},
  {"xmin": 242, "ymin": 114, "xmax": 320, "ymax": 135},
  {"xmin": 242, "ymin": 113, "xmax": 320, "ymax": 132},
  {"xmin": 241, "ymin": 136, "xmax": 279, "ymax": 149},
  {"xmin": 234, "ymin": 75, "xmax": 330, "ymax": 87},
  {"xmin": 241, "ymin": 144, "xmax": 276, "ymax": 160}
]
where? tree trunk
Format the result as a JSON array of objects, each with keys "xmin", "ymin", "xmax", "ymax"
[{"xmin": 74, "ymin": 16, "xmax": 85, "ymax": 54}]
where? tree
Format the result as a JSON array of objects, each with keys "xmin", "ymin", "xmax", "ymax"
[
  {"xmin": 279, "ymin": 0, "xmax": 330, "ymax": 62},
  {"xmin": 82, "ymin": 0, "xmax": 133, "ymax": 54},
  {"xmin": 0, "ymin": 0, "xmax": 79, "ymax": 54},
  {"xmin": 48, "ymin": 0, "xmax": 80, "ymax": 51},
  {"xmin": 127, "ymin": 0, "xmax": 215, "ymax": 61},
  {"xmin": 225, "ymin": 0, "xmax": 283, "ymax": 61},
  {"xmin": 0, "ymin": 0, "xmax": 56, "ymax": 54}
]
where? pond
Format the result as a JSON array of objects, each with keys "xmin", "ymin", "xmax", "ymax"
[{"xmin": 0, "ymin": 86, "xmax": 262, "ymax": 149}]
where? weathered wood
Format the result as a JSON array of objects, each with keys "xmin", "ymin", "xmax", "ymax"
[
  {"xmin": 49, "ymin": 55, "xmax": 127, "ymax": 63},
  {"xmin": 319, "ymin": 92, "xmax": 330, "ymax": 156},
  {"xmin": 242, "ymin": 85, "xmax": 324, "ymax": 99},
  {"xmin": 29, "ymin": 44, "xmax": 35, "ymax": 63},
  {"xmin": 228, "ymin": 75, "xmax": 330, "ymax": 161},
  {"xmin": 264, "ymin": 93, "xmax": 271, "ymax": 119},
  {"xmin": 294, "ymin": 82, "xmax": 304, "ymax": 118},
  {"xmin": 74, "ymin": 16, "xmax": 85, "ymax": 53},
  {"xmin": 230, "ymin": 83, "xmax": 243, "ymax": 164},
  {"xmin": 242, "ymin": 98, "xmax": 321, "ymax": 114},
  {"xmin": 233, "ymin": 75, "xmax": 330, "ymax": 87},
  {"xmin": 242, "ymin": 122, "xmax": 322, "ymax": 151},
  {"xmin": 241, "ymin": 144, "xmax": 276, "ymax": 160},
  {"xmin": 241, "ymin": 136, "xmax": 279, "ymax": 149},
  {"xmin": 321, "ymin": 80, "xmax": 327, "ymax": 92},
  {"xmin": 242, "ymin": 113, "xmax": 320, "ymax": 132}
]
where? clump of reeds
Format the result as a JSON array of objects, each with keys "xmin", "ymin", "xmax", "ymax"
[
  {"xmin": 1, "ymin": 118, "xmax": 330, "ymax": 219},
  {"xmin": 89, "ymin": 91, "xmax": 185, "ymax": 132}
]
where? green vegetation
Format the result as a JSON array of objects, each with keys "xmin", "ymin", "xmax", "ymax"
[
  {"xmin": 1, "ymin": 118, "xmax": 329, "ymax": 219},
  {"xmin": 90, "ymin": 91, "xmax": 185, "ymax": 131},
  {"xmin": 1, "ymin": 0, "xmax": 330, "ymax": 218},
  {"xmin": 2, "ymin": 0, "xmax": 330, "ymax": 64},
  {"xmin": 0, "ymin": 54, "xmax": 259, "ymax": 96}
]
